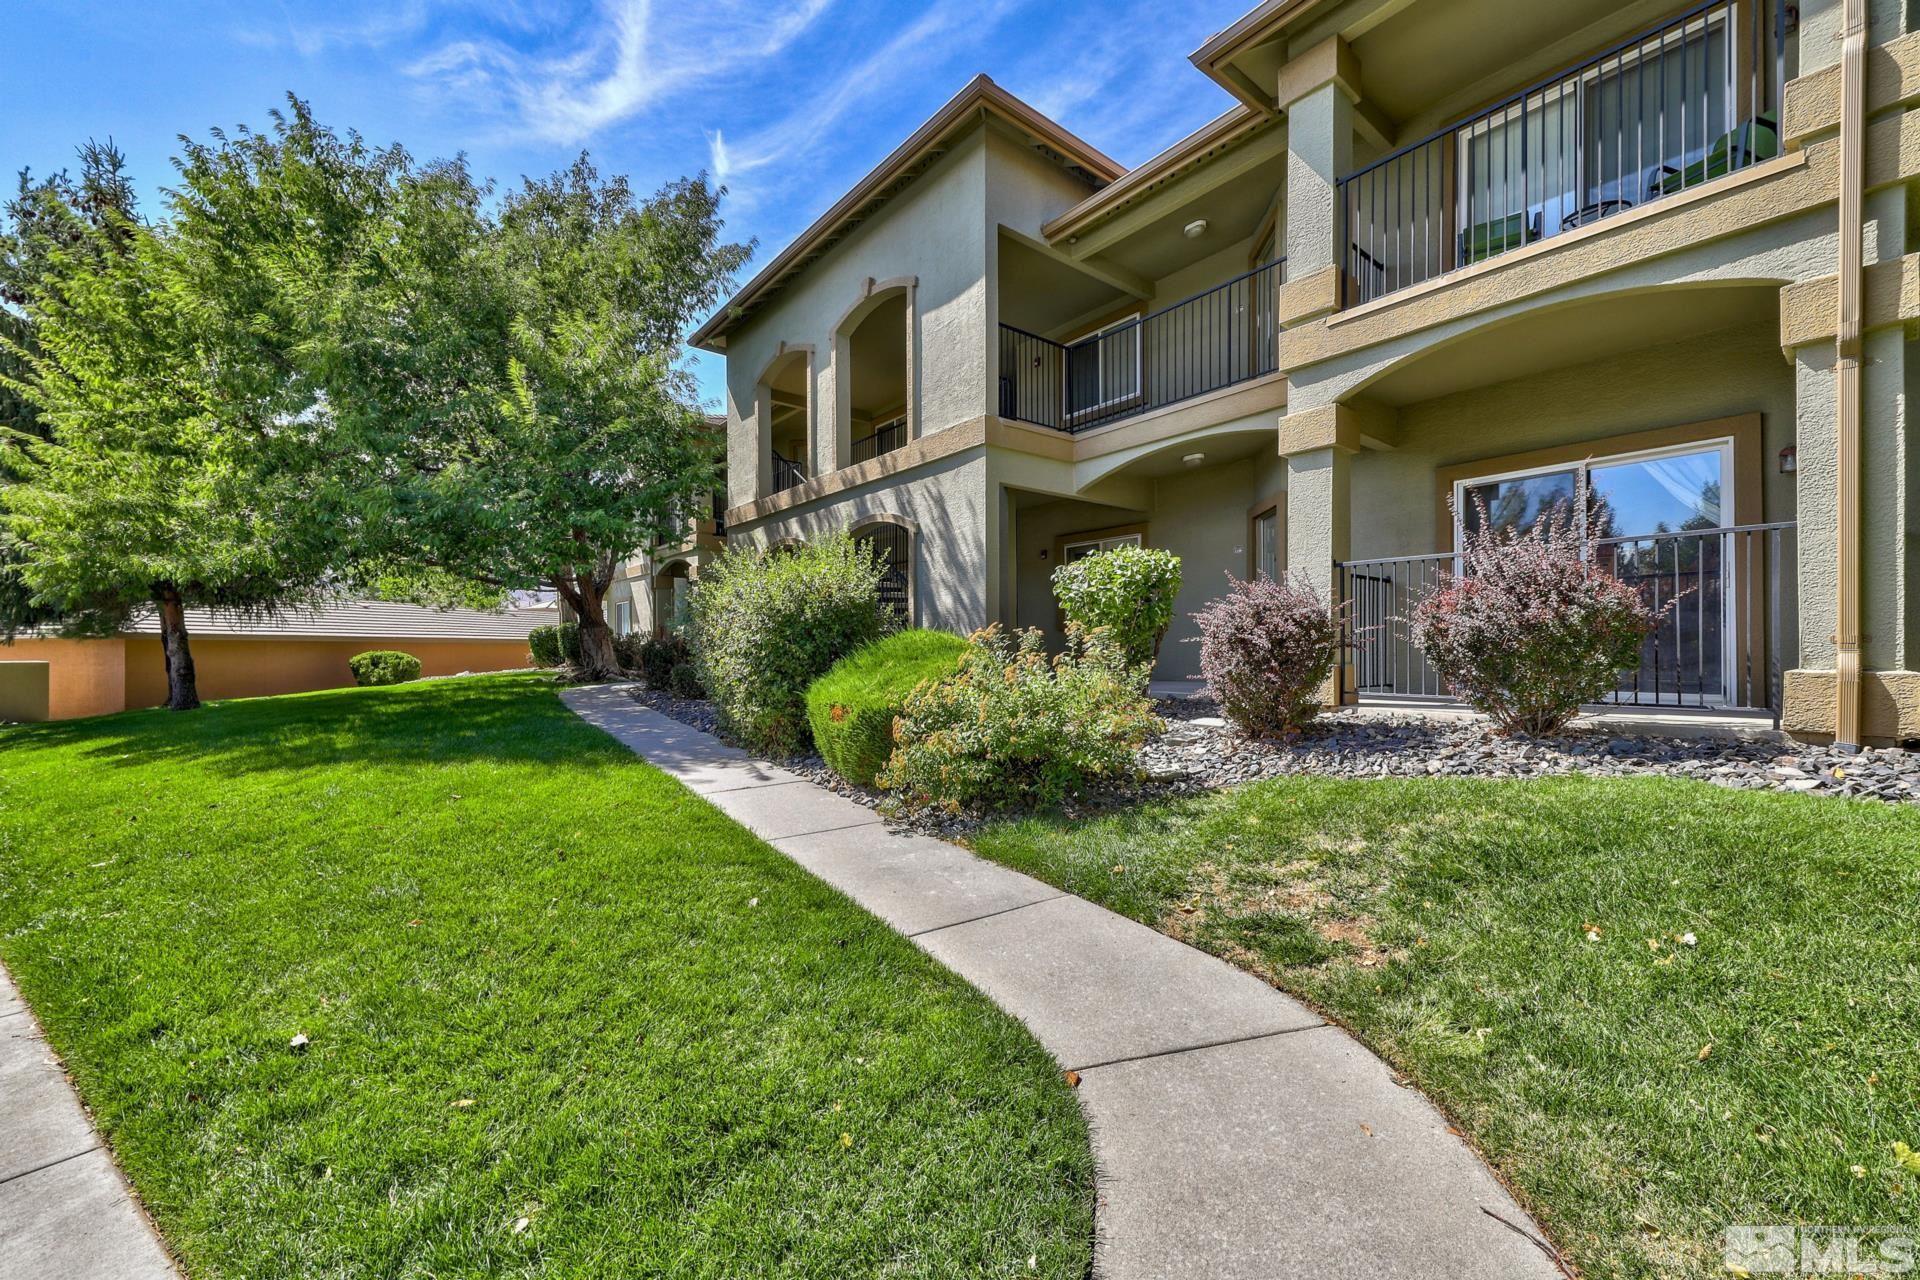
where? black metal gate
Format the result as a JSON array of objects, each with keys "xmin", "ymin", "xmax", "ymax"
[{"xmin": 857, "ymin": 524, "xmax": 910, "ymax": 623}]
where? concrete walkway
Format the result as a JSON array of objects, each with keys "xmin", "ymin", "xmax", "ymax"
[
  {"xmin": 564, "ymin": 685, "xmax": 1565, "ymax": 1279},
  {"xmin": 0, "ymin": 967, "xmax": 178, "ymax": 1280}
]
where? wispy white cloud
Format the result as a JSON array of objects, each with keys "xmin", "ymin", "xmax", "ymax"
[
  {"xmin": 704, "ymin": 0, "xmax": 1021, "ymax": 206},
  {"xmin": 407, "ymin": 0, "xmax": 836, "ymax": 145}
]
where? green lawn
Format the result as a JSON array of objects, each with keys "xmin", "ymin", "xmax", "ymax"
[
  {"xmin": 968, "ymin": 776, "xmax": 1920, "ymax": 1279},
  {"xmin": 0, "ymin": 674, "xmax": 1092, "ymax": 1279}
]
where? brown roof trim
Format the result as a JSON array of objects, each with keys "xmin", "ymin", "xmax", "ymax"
[
  {"xmin": 690, "ymin": 75, "xmax": 1124, "ymax": 351},
  {"xmin": 1189, "ymin": 0, "xmax": 1339, "ymax": 111},
  {"xmin": 1041, "ymin": 103, "xmax": 1273, "ymax": 242}
]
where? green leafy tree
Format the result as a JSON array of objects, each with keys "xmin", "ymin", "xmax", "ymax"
[
  {"xmin": 0, "ymin": 141, "xmax": 140, "ymax": 634},
  {"xmin": 0, "ymin": 151, "xmax": 323, "ymax": 710}
]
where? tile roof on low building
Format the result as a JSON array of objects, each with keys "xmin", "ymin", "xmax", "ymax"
[{"xmin": 123, "ymin": 600, "xmax": 548, "ymax": 642}]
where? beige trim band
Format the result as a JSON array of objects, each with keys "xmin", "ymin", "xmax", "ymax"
[
  {"xmin": 726, "ymin": 416, "xmax": 988, "ymax": 527},
  {"xmin": 1778, "ymin": 253, "xmax": 1920, "ymax": 351}
]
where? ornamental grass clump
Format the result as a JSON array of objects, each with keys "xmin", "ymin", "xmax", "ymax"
[
  {"xmin": 880, "ymin": 624, "xmax": 1161, "ymax": 813},
  {"xmin": 1192, "ymin": 574, "xmax": 1342, "ymax": 737},
  {"xmin": 1410, "ymin": 498, "xmax": 1663, "ymax": 736},
  {"xmin": 688, "ymin": 534, "xmax": 890, "ymax": 756},
  {"xmin": 1050, "ymin": 545, "xmax": 1182, "ymax": 672}
]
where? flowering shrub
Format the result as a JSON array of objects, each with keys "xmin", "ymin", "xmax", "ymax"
[
  {"xmin": 879, "ymin": 624, "xmax": 1161, "ymax": 812},
  {"xmin": 1192, "ymin": 574, "xmax": 1341, "ymax": 736},
  {"xmin": 1410, "ymin": 500, "xmax": 1662, "ymax": 735},
  {"xmin": 688, "ymin": 534, "xmax": 890, "ymax": 756},
  {"xmin": 1050, "ymin": 545, "xmax": 1182, "ymax": 671}
]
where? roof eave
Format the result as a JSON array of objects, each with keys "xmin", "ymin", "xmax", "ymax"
[
  {"xmin": 1188, "ymin": 0, "xmax": 1338, "ymax": 112},
  {"xmin": 1040, "ymin": 103, "xmax": 1273, "ymax": 243},
  {"xmin": 689, "ymin": 75, "xmax": 1123, "ymax": 352}
]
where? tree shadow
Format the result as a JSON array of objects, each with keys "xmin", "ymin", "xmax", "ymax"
[{"xmin": 0, "ymin": 674, "xmax": 619, "ymax": 778}]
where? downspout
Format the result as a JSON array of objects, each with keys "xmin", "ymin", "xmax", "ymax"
[{"xmin": 1834, "ymin": 0, "xmax": 1867, "ymax": 748}]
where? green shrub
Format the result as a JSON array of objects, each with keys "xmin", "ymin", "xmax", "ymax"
[
  {"xmin": 528, "ymin": 622, "xmax": 581, "ymax": 669},
  {"xmin": 612, "ymin": 631, "xmax": 643, "ymax": 673},
  {"xmin": 688, "ymin": 534, "xmax": 890, "ymax": 756},
  {"xmin": 805, "ymin": 629, "xmax": 968, "ymax": 787},
  {"xmin": 348, "ymin": 650, "xmax": 422, "ymax": 687},
  {"xmin": 637, "ymin": 633, "xmax": 691, "ymax": 689},
  {"xmin": 880, "ymin": 625, "xmax": 1160, "ymax": 812},
  {"xmin": 667, "ymin": 662, "xmax": 705, "ymax": 700},
  {"xmin": 1050, "ymin": 545, "xmax": 1182, "ymax": 671}
]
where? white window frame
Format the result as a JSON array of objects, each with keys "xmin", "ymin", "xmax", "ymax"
[
  {"xmin": 614, "ymin": 600, "xmax": 633, "ymax": 636},
  {"xmin": 1072, "ymin": 314, "xmax": 1143, "ymax": 417},
  {"xmin": 1061, "ymin": 531, "xmax": 1143, "ymax": 563}
]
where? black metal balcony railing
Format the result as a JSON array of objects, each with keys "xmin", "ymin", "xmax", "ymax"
[
  {"xmin": 1336, "ymin": 522, "xmax": 1797, "ymax": 719},
  {"xmin": 772, "ymin": 449, "xmax": 806, "ymax": 493},
  {"xmin": 998, "ymin": 258, "xmax": 1284, "ymax": 434},
  {"xmin": 1337, "ymin": 0, "xmax": 1786, "ymax": 306},
  {"xmin": 851, "ymin": 416, "xmax": 907, "ymax": 464},
  {"xmin": 710, "ymin": 488, "xmax": 726, "ymax": 535}
]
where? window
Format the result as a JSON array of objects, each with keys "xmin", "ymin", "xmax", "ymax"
[
  {"xmin": 1454, "ymin": 439, "xmax": 1735, "ymax": 705},
  {"xmin": 1067, "ymin": 315, "xmax": 1142, "ymax": 417},
  {"xmin": 614, "ymin": 601, "xmax": 633, "ymax": 636},
  {"xmin": 1061, "ymin": 531, "xmax": 1142, "ymax": 564},
  {"xmin": 1252, "ymin": 508, "xmax": 1279, "ymax": 579},
  {"xmin": 1454, "ymin": 440, "xmax": 1728, "ymax": 540}
]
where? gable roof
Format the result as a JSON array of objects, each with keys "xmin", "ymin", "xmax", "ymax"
[
  {"xmin": 689, "ymin": 75, "xmax": 1123, "ymax": 352},
  {"xmin": 124, "ymin": 600, "xmax": 548, "ymax": 642},
  {"xmin": 1189, "ymin": 0, "xmax": 1341, "ymax": 112}
]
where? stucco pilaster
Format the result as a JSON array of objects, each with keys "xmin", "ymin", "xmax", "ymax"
[{"xmin": 1281, "ymin": 68, "xmax": 1354, "ymax": 327}]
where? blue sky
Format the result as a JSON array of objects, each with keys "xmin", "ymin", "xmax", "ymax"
[{"xmin": 3, "ymin": 0, "xmax": 1256, "ymax": 407}]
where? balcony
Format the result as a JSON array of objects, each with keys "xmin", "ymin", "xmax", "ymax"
[
  {"xmin": 1337, "ymin": 521, "xmax": 1797, "ymax": 718},
  {"xmin": 998, "ymin": 258, "xmax": 1284, "ymax": 434},
  {"xmin": 772, "ymin": 449, "xmax": 806, "ymax": 494},
  {"xmin": 850, "ymin": 416, "xmax": 907, "ymax": 464},
  {"xmin": 1337, "ymin": 0, "xmax": 1785, "ymax": 307}
]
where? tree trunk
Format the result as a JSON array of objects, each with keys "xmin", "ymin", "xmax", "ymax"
[
  {"xmin": 560, "ymin": 573, "xmax": 621, "ymax": 681},
  {"xmin": 155, "ymin": 586, "xmax": 200, "ymax": 711}
]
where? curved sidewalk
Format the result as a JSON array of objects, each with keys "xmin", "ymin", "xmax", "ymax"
[{"xmin": 563, "ymin": 685, "xmax": 1564, "ymax": 1280}]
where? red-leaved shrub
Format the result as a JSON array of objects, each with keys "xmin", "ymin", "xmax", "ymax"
[
  {"xmin": 1193, "ymin": 573, "xmax": 1342, "ymax": 737},
  {"xmin": 1410, "ymin": 499, "xmax": 1661, "ymax": 736}
]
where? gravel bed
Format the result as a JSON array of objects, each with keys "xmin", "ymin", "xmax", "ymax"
[
  {"xmin": 625, "ymin": 685, "xmax": 1920, "ymax": 818},
  {"xmin": 1145, "ymin": 697, "xmax": 1920, "ymax": 805}
]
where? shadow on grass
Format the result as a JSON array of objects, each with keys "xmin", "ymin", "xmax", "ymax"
[{"xmin": 0, "ymin": 673, "xmax": 616, "ymax": 777}]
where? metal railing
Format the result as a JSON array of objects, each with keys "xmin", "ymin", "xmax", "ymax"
[
  {"xmin": 710, "ymin": 488, "xmax": 727, "ymax": 536},
  {"xmin": 1336, "ymin": 521, "xmax": 1797, "ymax": 718},
  {"xmin": 998, "ymin": 258, "xmax": 1284, "ymax": 434},
  {"xmin": 851, "ymin": 416, "xmax": 907, "ymax": 464},
  {"xmin": 1337, "ymin": 0, "xmax": 1785, "ymax": 305},
  {"xmin": 771, "ymin": 449, "xmax": 806, "ymax": 493}
]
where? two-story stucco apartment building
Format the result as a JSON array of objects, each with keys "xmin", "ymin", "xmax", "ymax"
[{"xmin": 625, "ymin": 0, "xmax": 1920, "ymax": 746}]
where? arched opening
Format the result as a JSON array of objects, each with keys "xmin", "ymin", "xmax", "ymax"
[
  {"xmin": 853, "ymin": 518, "xmax": 913, "ymax": 625},
  {"xmin": 650, "ymin": 560, "xmax": 694, "ymax": 636},
  {"xmin": 841, "ymin": 288, "xmax": 910, "ymax": 465},
  {"xmin": 759, "ymin": 349, "xmax": 811, "ymax": 495}
]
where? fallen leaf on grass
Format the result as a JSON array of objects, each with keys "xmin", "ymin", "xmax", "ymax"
[
  {"xmin": 450, "ymin": 1098, "xmax": 476, "ymax": 1109},
  {"xmin": 839, "ymin": 1132, "xmax": 853, "ymax": 1149},
  {"xmin": 1894, "ymin": 1142, "xmax": 1920, "ymax": 1173},
  {"xmin": 1698, "ymin": 1043, "xmax": 1714, "ymax": 1062}
]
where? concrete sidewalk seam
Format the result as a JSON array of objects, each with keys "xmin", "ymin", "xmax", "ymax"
[
  {"xmin": 1068, "ymin": 1022, "xmax": 1332, "ymax": 1075},
  {"xmin": 0, "ymin": 1143, "xmax": 101, "ymax": 1190},
  {"xmin": 905, "ymin": 893, "xmax": 1072, "ymax": 938}
]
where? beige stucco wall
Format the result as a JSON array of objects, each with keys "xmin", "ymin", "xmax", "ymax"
[
  {"xmin": 1348, "ymin": 320, "xmax": 1798, "ymax": 560},
  {"xmin": 1010, "ymin": 450, "xmax": 1288, "ymax": 681},
  {"xmin": 725, "ymin": 129, "xmax": 995, "ymax": 508},
  {"xmin": 732, "ymin": 450, "xmax": 993, "ymax": 637},
  {"xmin": 0, "ymin": 637, "xmax": 128, "ymax": 720}
]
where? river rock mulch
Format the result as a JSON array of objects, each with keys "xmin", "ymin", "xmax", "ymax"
[{"xmin": 623, "ymin": 685, "xmax": 1920, "ymax": 824}]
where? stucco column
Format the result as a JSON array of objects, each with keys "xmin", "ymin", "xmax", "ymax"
[
  {"xmin": 1278, "ymin": 39, "xmax": 1358, "ymax": 327},
  {"xmin": 1282, "ymin": 442, "xmax": 1351, "ymax": 604}
]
